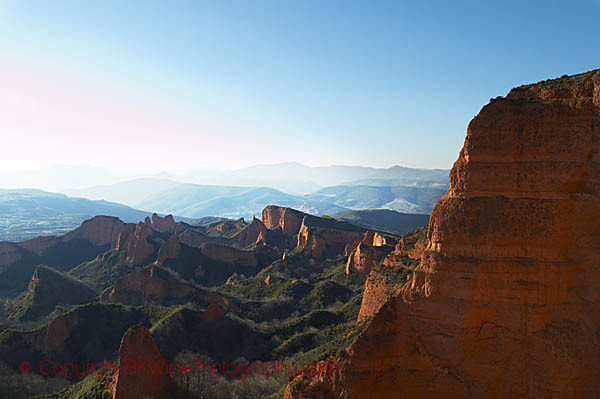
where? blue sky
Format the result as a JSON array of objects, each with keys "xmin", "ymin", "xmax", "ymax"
[{"xmin": 0, "ymin": 0, "xmax": 598, "ymax": 172}]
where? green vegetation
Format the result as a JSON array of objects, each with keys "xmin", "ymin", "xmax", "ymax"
[
  {"xmin": 34, "ymin": 372, "xmax": 111, "ymax": 399},
  {"xmin": 0, "ymin": 208, "xmax": 410, "ymax": 399},
  {"xmin": 373, "ymin": 264, "xmax": 413, "ymax": 286},
  {"xmin": 69, "ymin": 250, "xmax": 137, "ymax": 290},
  {"xmin": 8, "ymin": 266, "xmax": 97, "ymax": 322},
  {"xmin": 401, "ymin": 226, "xmax": 427, "ymax": 247}
]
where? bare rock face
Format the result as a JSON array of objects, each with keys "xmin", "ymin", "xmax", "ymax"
[
  {"xmin": 235, "ymin": 216, "xmax": 268, "ymax": 247},
  {"xmin": 361, "ymin": 231, "xmax": 387, "ymax": 247},
  {"xmin": 178, "ymin": 228, "xmax": 218, "ymax": 248},
  {"xmin": 70, "ymin": 216, "xmax": 126, "ymax": 247},
  {"xmin": 149, "ymin": 213, "xmax": 176, "ymax": 233},
  {"xmin": 357, "ymin": 231, "xmax": 425, "ymax": 322},
  {"xmin": 109, "ymin": 324, "xmax": 177, "ymax": 399},
  {"xmin": 156, "ymin": 233, "xmax": 182, "ymax": 265},
  {"xmin": 262, "ymin": 205, "xmax": 307, "ymax": 236},
  {"xmin": 296, "ymin": 215, "xmax": 365, "ymax": 260},
  {"xmin": 286, "ymin": 70, "xmax": 600, "ymax": 398},
  {"xmin": 200, "ymin": 243, "xmax": 257, "ymax": 267},
  {"xmin": 115, "ymin": 223, "xmax": 156, "ymax": 266},
  {"xmin": 356, "ymin": 267, "xmax": 403, "ymax": 323},
  {"xmin": 19, "ymin": 216, "xmax": 125, "ymax": 255},
  {"xmin": 23, "ymin": 309, "xmax": 84, "ymax": 352},
  {"xmin": 345, "ymin": 242, "xmax": 389, "ymax": 275},
  {"xmin": 101, "ymin": 265, "xmax": 198, "ymax": 305},
  {"xmin": 382, "ymin": 227, "xmax": 427, "ymax": 268}
]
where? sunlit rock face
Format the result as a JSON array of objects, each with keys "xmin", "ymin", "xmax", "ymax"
[
  {"xmin": 262, "ymin": 205, "xmax": 306, "ymax": 236},
  {"xmin": 286, "ymin": 70, "xmax": 600, "ymax": 398},
  {"xmin": 109, "ymin": 324, "xmax": 177, "ymax": 399},
  {"xmin": 115, "ymin": 222, "xmax": 156, "ymax": 266}
]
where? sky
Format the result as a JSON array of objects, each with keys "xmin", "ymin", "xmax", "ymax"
[{"xmin": 0, "ymin": 0, "xmax": 599, "ymax": 173}]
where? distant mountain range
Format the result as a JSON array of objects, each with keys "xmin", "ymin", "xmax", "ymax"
[
  {"xmin": 64, "ymin": 178, "xmax": 180, "ymax": 206},
  {"xmin": 1, "ymin": 163, "xmax": 449, "ymax": 196},
  {"xmin": 0, "ymin": 163, "xmax": 449, "ymax": 240},
  {"xmin": 307, "ymin": 185, "xmax": 446, "ymax": 214},
  {"xmin": 133, "ymin": 183, "xmax": 446, "ymax": 219},
  {"xmin": 59, "ymin": 163, "xmax": 449, "ymax": 217},
  {"xmin": 176, "ymin": 162, "xmax": 450, "ymax": 194},
  {"xmin": 133, "ymin": 184, "xmax": 348, "ymax": 219}
]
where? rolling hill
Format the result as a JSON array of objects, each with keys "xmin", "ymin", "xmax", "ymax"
[
  {"xmin": 134, "ymin": 184, "xmax": 348, "ymax": 219},
  {"xmin": 307, "ymin": 185, "xmax": 446, "ymax": 214},
  {"xmin": 334, "ymin": 209, "xmax": 430, "ymax": 234}
]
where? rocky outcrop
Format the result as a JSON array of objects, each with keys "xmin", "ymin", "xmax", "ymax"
[
  {"xmin": 0, "ymin": 216, "xmax": 126, "ymax": 295},
  {"xmin": 19, "ymin": 265, "xmax": 96, "ymax": 320},
  {"xmin": 382, "ymin": 227, "xmax": 427, "ymax": 268},
  {"xmin": 345, "ymin": 242, "xmax": 389, "ymax": 275},
  {"xmin": 23, "ymin": 307, "xmax": 85, "ymax": 352},
  {"xmin": 296, "ymin": 215, "xmax": 366, "ymax": 259},
  {"xmin": 115, "ymin": 223, "xmax": 156, "ymax": 266},
  {"xmin": 200, "ymin": 243, "xmax": 257, "ymax": 267},
  {"xmin": 287, "ymin": 70, "xmax": 600, "ymax": 398},
  {"xmin": 178, "ymin": 228, "xmax": 219, "ymax": 248},
  {"xmin": 156, "ymin": 233, "xmax": 182, "ymax": 265},
  {"xmin": 235, "ymin": 216, "xmax": 268, "ymax": 247},
  {"xmin": 109, "ymin": 324, "xmax": 177, "ymax": 399},
  {"xmin": 145, "ymin": 213, "xmax": 176, "ymax": 233},
  {"xmin": 66, "ymin": 216, "xmax": 126, "ymax": 247},
  {"xmin": 206, "ymin": 217, "xmax": 246, "ymax": 234},
  {"xmin": 19, "ymin": 216, "xmax": 125, "ymax": 255},
  {"xmin": 361, "ymin": 231, "xmax": 387, "ymax": 247},
  {"xmin": 356, "ymin": 267, "xmax": 405, "ymax": 322},
  {"xmin": 356, "ymin": 229, "xmax": 425, "ymax": 321},
  {"xmin": 262, "ymin": 205, "xmax": 306, "ymax": 235},
  {"xmin": 101, "ymin": 265, "xmax": 199, "ymax": 305}
]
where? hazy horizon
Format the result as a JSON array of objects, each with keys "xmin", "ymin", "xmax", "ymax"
[
  {"xmin": 2, "ymin": 1, "xmax": 598, "ymax": 174},
  {"xmin": 0, "ymin": 161, "xmax": 451, "ymax": 193}
]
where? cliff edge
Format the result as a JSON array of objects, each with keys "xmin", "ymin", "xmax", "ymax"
[{"xmin": 286, "ymin": 69, "xmax": 600, "ymax": 398}]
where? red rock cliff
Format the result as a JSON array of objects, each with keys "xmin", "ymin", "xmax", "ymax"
[
  {"xmin": 109, "ymin": 324, "xmax": 177, "ymax": 399},
  {"xmin": 101, "ymin": 265, "xmax": 197, "ymax": 305},
  {"xmin": 115, "ymin": 223, "xmax": 156, "ymax": 266},
  {"xmin": 235, "ymin": 216, "xmax": 268, "ymax": 247},
  {"xmin": 149, "ymin": 213, "xmax": 176, "ymax": 233},
  {"xmin": 156, "ymin": 233, "xmax": 182, "ymax": 265},
  {"xmin": 296, "ymin": 215, "xmax": 365, "ymax": 259},
  {"xmin": 345, "ymin": 242, "xmax": 389, "ymax": 275},
  {"xmin": 286, "ymin": 70, "xmax": 600, "ymax": 398},
  {"xmin": 262, "ymin": 205, "xmax": 306, "ymax": 235},
  {"xmin": 19, "ymin": 216, "xmax": 125, "ymax": 255}
]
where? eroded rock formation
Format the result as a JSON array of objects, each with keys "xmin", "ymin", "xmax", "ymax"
[
  {"xmin": 115, "ymin": 223, "xmax": 156, "ymax": 266},
  {"xmin": 345, "ymin": 242, "xmax": 389, "ymax": 275},
  {"xmin": 235, "ymin": 216, "xmax": 268, "ymax": 247},
  {"xmin": 286, "ymin": 70, "xmax": 600, "ymax": 398},
  {"xmin": 200, "ymin": 243, "xmax": 258, "ymax": 267},
  {"xmin": 101, "ymin": 265, "xmax": 199, "ymax": 305},
  {"xmin": 149, "ymin": 213, "xmax": 176, "ymax": 233},
  {"xmin": 296, "ymin": 215, "xmax": 366, "ymax": 259},
  {"xmin": 109, "ymin": 324, "xmax": 177, "ymax": 399},
  {"xmin": 156, "ymin": 233, "xmax": 182, "ymax": 265},
  {"xmin": 262, "ymin": 205, "xmax": 306, "ymax": 236}
]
